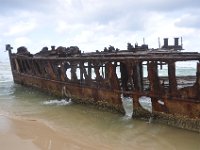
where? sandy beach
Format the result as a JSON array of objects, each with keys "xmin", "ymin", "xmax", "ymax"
[{"xmin": 0, "ymin": 115, "xmax": 107, "ymax": 150}]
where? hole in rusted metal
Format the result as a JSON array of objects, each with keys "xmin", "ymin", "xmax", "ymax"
[
  {"xmin": 66, "ymin": 68, "xmax": 71, "ymax": 80},
  {"xmin": 139, "ymin": 96, "xmax": 152, "ymax": 113},
  {"xmin": 176, "ymin": 61, "xmax": 197, "ymax": 89},
  {"xmin": 122, "ymin": 96, "xmax": 133, "ymax": 117}
]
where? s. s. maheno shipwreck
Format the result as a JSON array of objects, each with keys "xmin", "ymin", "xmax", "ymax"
[{"xmin": 6, "ymin": 37, "xmax": 200, "ymax": 132}]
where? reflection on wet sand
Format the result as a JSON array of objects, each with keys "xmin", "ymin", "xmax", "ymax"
[
  {"xmin": 0, "ymin": 114, "xmax": 200, "ymax": 150},
  {"xmin": 0, "ymin": 115, "xmax": 109, "ymax": 150}
]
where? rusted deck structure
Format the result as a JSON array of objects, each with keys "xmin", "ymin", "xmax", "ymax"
[{"xmin": 7, "ymin": 38, "xmax": 200, "ymax": 132}]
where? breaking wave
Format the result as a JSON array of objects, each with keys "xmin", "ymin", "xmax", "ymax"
[{"xmin": 42, "ymin": 99, "xmax": 72, "ymax": 106}]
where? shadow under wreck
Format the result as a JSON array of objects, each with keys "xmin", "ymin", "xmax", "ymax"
[{"xmin": 6, "ymin": 37, "xmax": 200, "ymax": 132}]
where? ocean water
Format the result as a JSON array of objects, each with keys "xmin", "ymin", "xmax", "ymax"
[{"xmin": 0, "ymin": 60, "xmax": 200, "ymax": 150}]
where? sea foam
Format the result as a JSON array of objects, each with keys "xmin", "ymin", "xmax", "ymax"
[{"xmin": 42, "ymin": 99, "xmax": 72, "ymax": 106}]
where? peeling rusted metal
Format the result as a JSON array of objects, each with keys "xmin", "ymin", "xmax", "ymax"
[{"xmin": 6, "ymin": 38, "xmax": 200, "ymax": 132}]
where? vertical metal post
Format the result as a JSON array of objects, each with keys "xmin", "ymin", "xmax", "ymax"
[
  {"xmin": 168, "ymin": 61, "xmax": 177, "ymax": 96},
  {"xmin": 88, "ymin": 61, "xmax": 92, "ymax": 79},
  {"xmin": 6, "ymin": 44, "xmax": 14, "ymax": 77}
]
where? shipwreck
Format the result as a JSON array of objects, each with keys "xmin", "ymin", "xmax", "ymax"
[{"xmin": 6, "ymin": 37, "xmax": 200, "ymax": 132}]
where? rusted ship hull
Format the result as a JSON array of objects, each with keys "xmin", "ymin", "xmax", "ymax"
[
  {"xmin": 6, "ymin": 38, "xmax": 200, "ymax": 132},
  {"xmin": 12, "ymin": 72, "xmax": 124, "ymax": 113}
]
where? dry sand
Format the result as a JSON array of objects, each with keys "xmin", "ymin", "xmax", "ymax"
[{"xmin": 0, "ymin": 115, "xmax": 109, "ymax": 150}]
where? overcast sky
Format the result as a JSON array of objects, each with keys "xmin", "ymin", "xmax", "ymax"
[{"xmin": 1, "ymin": 0, "xmax": 200, "ymax": 60}]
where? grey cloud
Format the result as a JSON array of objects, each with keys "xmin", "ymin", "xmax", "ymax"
[
  {"xmin": 175, "ymin": 14, "xmax": 200, "ymax": 29},
  {"xmin": 134, "ymin": 0, "xmax": 200, "ymax": 12},
  {"xmin": 2, "ymin": 0, "xmax": 200, "ymax": 15},
  {"xmin": 80, "ymin": 0, "xmax": 200, "ymax": 32},
  {"xmin": 2, "ymin": 0, "xmax": 200, "ymax": 41},
  {"xmin": 0, "ymin": 0, "xmax": 55, "ymax": 14}
]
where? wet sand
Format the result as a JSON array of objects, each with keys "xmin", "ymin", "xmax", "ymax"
[
  {"xmin": 0, "ymin": 115, "xmax": 109, "ymax": 150},
  {"xmin": 0, "ymin": 113, "xmax": 200, "ymax": 150}
]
